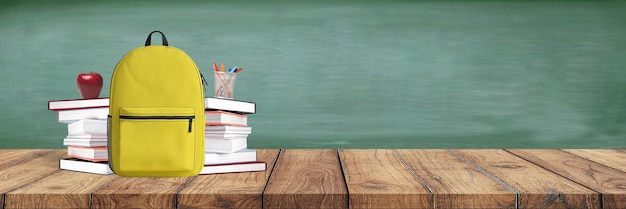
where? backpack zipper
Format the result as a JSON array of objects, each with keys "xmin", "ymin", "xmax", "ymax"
[{"xmin": 120, "ymin": 115, "xmax": 195, "ymax": 132}]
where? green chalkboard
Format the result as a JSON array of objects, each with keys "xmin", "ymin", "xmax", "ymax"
[{"xmin": 1, "ymin": 0, "xmax": 625, "ymax": 148}]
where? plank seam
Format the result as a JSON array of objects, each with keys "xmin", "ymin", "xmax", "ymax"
[
  {"xmin": 89, "ymin": 176, "xmax": 122, "ymax": 209},
  {"xmin": 507, "ymin": 149, "xmax": 608, "ymax": 209},
  {"xmin": 561, "ymin": 149, "xmax": 626, "ymax": 173},
  {"xmin": 506, "ymin": 149, "xmax": 606, "ymax": 192},
  {"xmin": 447, "ymin": 149, "xmax": 520, "ymax": 209},
  {"xmin": 336, "ymin": 149, "xmax": 350, "ymax": 209},
  {"xmin": 261, "ymin": 149, "xmax": 282, "ymax": 209},
  {"xmin": 564, "ymin": 145, "xmax": 626, "ymax": 204},
  {"xmin": 174, "ymin": 176, "xmax": 196, "ymax": 209},
  {"xmin": 391, "ymin": 149, "xmax": 435, "ymax": 208}
]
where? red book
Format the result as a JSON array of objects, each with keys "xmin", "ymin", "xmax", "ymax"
[
  {"xmin": 48, "ymin": 98, "xmax": 109, "ymax": 111},
  {"xmin": 67, "ymin": 146, "xmax": 108, "ymax": 162}
]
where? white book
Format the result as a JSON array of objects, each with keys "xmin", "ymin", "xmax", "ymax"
[
  {"xmin": 205, "ymin": 97, "xmax": 256, "ymax": 114},
  {"xmin": 205, "ymin": 111, "xmax": 248, "ymax": 126},
  {"xmin": 205, "ymin": 137, "xmax": 247, "ymax": 153},
  {"xmin": 68, "ymin": 119, "xmax": 107, "ymax": 135},
  {"xmin": 205, "ymin": 125, "xmax": 251, "ymax": 134},
  {"xmin": 63, "ymin": 137, "xmax": 107, "ymax": 147},
  {"xmin": 65, "ymin": 133, "xmax": 107, "ymax": 139},
  {"xmin": 48, "ymin": 98, "xmax": 109, "ymax": 111},
  {"xmin": 200, "ymin": 161, "xmax": 266, "ymax": 175},
  {"xmin": 205, "ymin": 149, "xmax": 257, "ymax": 165},
  {"xmin": 57, "ymin": 107, "xmax": 109, "ymax": 124},
  {"xmin": 205, "ymin": 133, "xmax": 249, "ymax": 138},
  {"xmin": 59, "ymin": 158, "xmax": 113, "ymax": 175}
]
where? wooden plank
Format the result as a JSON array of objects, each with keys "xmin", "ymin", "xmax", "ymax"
[
  {"xmin": 508, "ymin": 149, "xmax": 626, "ymax": 209},
  {"xmin": 91, "ymin": 176, "xmax": 193, "ymax": 209},
  {"xmin": 263, "ymin": 149, "xmax": 347, "ymax": 209},
  {"xmin": 0, "ymin": 149, "xmax": 53, "ymax": 168},
  {"xmin": 338, "ymin": 149, "xmax": 431, "ymax": 209},
  {"xmin": 5, "ymin": 170, "xmax": 119, "ymax": 209},
  {"xmin": 395, "ymin": 149, "xmax": 516, "ymax": 209},
  {"xmin": 0, "ymin": 150, "xmax": 67, "ymax": 194},
  {"xmin": 452, "ymin": 149, "xmax": 601, "ymax": 209},
  {"xmin": 563, "ymin": 149, "xmax": 626, "ymax": 173},
  {"xmin": 177, "ymin": 149, "xmax": 281, "ymax": 209},
  {"xmin": 0, "ymin": 150, "xmax": 65, "ymax": 208}
]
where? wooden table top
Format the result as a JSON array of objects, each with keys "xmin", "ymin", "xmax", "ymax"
[{"xmin": 1, "ymin": 149, "xmax": 625, "ymax": 209}]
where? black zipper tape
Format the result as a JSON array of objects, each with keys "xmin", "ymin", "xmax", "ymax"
[{"xmin": 120, "ymin": 115, "xmax": 195, "ymax": 133}]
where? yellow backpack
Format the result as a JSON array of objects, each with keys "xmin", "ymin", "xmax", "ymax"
[{"xmin": 108, "ymin": 31, "xmax": 205, "ymax": 177}]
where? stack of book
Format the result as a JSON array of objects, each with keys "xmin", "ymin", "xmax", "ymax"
[
  {"xmin": 201, "ymin": 97, "xmax": 265, "ymax": 175},
  {"xmin": 48, "ymin": 98, "xmax": 113, "ymax": 175},
  {"xmin": 48, "ymin": 97, "xmax": 264, "ymax": 175}
]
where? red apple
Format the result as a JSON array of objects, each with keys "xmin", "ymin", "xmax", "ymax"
[{"xmin": 76, "ymin": 72, "xmax": 103, "ymax": 99}]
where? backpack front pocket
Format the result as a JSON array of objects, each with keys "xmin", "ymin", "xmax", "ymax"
[{"xmin": 118, "ymin": 107, "xmax": 196, "ymax": 172}]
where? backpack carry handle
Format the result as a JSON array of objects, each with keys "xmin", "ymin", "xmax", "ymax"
[{"xmin": 145, "ymin": 31, "xmax": 169, "ymax": 46}]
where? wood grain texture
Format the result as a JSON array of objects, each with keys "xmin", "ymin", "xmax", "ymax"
[
  {"xmin": 177, "ymin": 149, "xmax": 281, "ymax": 209},
  {"xmin": 0, "ymin": 149, "xmax": 53, "ymax": 168},
  {"xmin": 0, "ymin": 150, "xmax": 64, "ymax": 194},
  {"xmin": 0, "ymin": 150, "xmax": 65, "ymax": 209},
  {"xmin": 91, "ymin": 176, "xmax": 193, "ymax": 209},
  {"xmin": 452, "ymin": 149, "xmax": 601, "ymax": 209},
  {"xmin": 563, "ymin": 149, "xmax": 626, "ymax": 173},
  {"xmin": 5, "ymin": 170, "xmax": 119, "ymax": 209},
  {"xmin": 1, "ymin": 149, "xmax": 624, "ymax": 209},
  {"xmin": 396, "ymin": 149, "xmax": 516, "ymax": 209},
  {"xmin": 507, "ymin": 149, "xmax": 626, "ymax": 209},
  {"xmin": 264, "ymin": 149, "xmax": 347, "ymax": 209},
  {"xmin": 338, "ymin": 149, "xmax": 431, "ymax": 209}
]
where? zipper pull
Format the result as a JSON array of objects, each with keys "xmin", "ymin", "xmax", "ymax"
[{"xmin": 188, "ymin": 117, "xmax": 193, "ymax": 133}]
